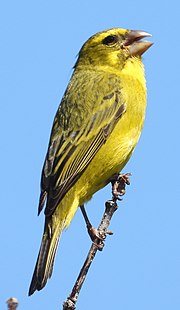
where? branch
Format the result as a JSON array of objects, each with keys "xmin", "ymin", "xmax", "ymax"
[
  {"xmin": 6, "ymin": 298, "xmax": 19, "ymax": 310},
  {"xmin": 63, "ymin": 201, "xmax": 118, "ymax": 310},
  {"xmin": 63, "ymin": 173, "xmax": 130, "ymax": 310}
]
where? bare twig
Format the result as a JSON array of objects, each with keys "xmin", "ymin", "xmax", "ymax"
[
  {"xmin": 6, "ymin": 298, "xmax": 19, "ymax": 310},
  {"xmin": 63, "ymin": 200, "xmax": 118, "ymax": 310},
  {"xmin": 63, "ymin": 173, "xmax": 130, "ymax": 310}
]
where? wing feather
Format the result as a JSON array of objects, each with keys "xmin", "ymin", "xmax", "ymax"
[{"xmin": 38, "ymin": 82, "xmax": 126, "ymax": 217}]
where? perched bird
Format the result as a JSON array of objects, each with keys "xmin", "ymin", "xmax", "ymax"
[{"xmin": 29, "ymin": 28, "xmax": 153, "ymax": 295}]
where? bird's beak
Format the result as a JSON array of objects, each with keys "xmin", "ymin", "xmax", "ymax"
[{"xmin": 123, "ymin": 30, "xmax": 153, "ymax": 56}]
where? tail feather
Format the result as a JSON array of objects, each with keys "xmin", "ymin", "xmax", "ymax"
[{"xmin": 28, "ymin": 221, "xmax": 62, "ymax": 296}]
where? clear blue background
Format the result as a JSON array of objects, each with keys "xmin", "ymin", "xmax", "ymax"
[{"xmin": 1, "ymin": 0, "xmax": 180, "ymax": 309}]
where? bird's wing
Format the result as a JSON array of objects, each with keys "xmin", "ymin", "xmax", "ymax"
[{"xmin": 39, "ymin": 87, "xmax": 126, "ymax": 217}]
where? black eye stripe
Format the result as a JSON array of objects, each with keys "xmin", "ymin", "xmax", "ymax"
[{"xmin": 102, "ymin": 35, "xmax": 118, "ymax": 45}]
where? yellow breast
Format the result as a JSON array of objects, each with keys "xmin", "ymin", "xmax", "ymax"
[
  {"xmin": 76, "ymin": 57, "xmax": 147, "ymax": 202},
  {"xmin": 55, "ymin": 57, "xmax": 147, "ymax": 228}
]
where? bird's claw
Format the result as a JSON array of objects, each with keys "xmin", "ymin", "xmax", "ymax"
[
  {"xmin": 88, "ymin": 225, "xmax": 105, "ymax": 250},
  {"xmin": 109, "ymin": 173, "xmax": 131, "ymax": 201}
]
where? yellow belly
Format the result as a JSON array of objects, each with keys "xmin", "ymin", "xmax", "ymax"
[
  {"xmin": 78, "ymin": 66, "xmax": 147, "ymax": 203},
  {"xmin": 77, "ymin": 104, "xmax": 145, "ymax": 203},
  {"xmin": 53, "ymin": 59, "xmax": 147, "ymax": 229}
]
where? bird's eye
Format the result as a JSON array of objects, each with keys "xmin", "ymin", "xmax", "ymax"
[{"xmin": 102, "ymin": 35, "xmax": 118, "ymax": 45}]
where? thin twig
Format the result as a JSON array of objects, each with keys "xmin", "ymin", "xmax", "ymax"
[
  {"xmin": 63, "ymin": 200, "xmax": 118, "ymax": 310},
  {"xmin": 6, "ymin": 298, "xmax": 19, "ymax": 310},
  {"xmin": 63, "ymin": 173, "xmax": 130, "ymax": 310}
]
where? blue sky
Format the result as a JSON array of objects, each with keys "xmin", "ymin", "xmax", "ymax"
[{"xmin": 1, "ymin": 0, "xmax": 180, "ymax": 309}]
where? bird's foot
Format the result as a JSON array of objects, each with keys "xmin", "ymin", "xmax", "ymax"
[
  {"xmin": 87, "ymin": 225, "xmax": 113, "ymax": 251},
  {"xmin": 87, "ymin": 225, "xmax": 105, "ymax": 250},
  {"xmin": 80, "ymin": 204, "xmax": 113, "ymax": 250},
  {"xmin": 109, "ymin": 172, "xmax": 131, "ymax": 202}
]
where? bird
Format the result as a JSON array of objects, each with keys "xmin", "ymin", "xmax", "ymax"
[{"xmin": 28, "ymin": 28, "xmax": 153, "ymax": 295}]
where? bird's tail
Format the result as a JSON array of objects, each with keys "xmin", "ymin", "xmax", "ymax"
[{"xmin": 28, "ymin": 218, "xmax": 63, "ymax": 296}]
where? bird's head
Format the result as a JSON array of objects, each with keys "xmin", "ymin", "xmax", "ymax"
[{"xmin": 76, "ymin": 28, "xmax": 153, "ymax": 70}]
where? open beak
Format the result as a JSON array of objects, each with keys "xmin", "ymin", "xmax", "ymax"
[{"xmin": 123, "ymin": 30, "xmax": 153, "ymax": 56}]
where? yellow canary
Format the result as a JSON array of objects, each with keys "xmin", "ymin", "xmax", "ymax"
[{"xmin": 29, "ymin": 28, "xmax": 153, "ymax": 295}]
